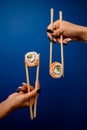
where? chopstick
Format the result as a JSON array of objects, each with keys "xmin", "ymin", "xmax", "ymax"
[
  {"xmin": 59, "ymin": 11, "xmax": 64, "ymax": 77},
  {"xmin": 34, "ymin": 54, "xmax": 40, "ymax": 118},
  {"xmin": 25, "ymin": 59, "xmax": 33, "ymax": 120}
]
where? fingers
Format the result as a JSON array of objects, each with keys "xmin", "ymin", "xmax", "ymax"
[
  {"xmin": 36, "ymin": 80, "xmax": 40, "ymax": 90},
  {"xmin": 47, "ymin": 27, "xmax": 61, "ymax": 42},
  {"xmin": 22, "ymin": 83, "xmax": 34, "ymax": 91},
  {"xmin": 47, "ymin": 20, "xmax": 64, "ymax": 43},
  {"xmin": 47, "ymin": 29, "xmax": 54, "ymax": 33},
  {"xmin": 47, "ymin": 27, "xmax": 72, "ymax": 44},
  {"xmin": 17, "ymin": 85, "xmax": 28, "ymax": 93},
  {"xmin": 26, "ymin": 89, "xmax": 37, "ymax": 98},
  {"xmin": 25, "ymin": 89, "xmax": 41, "ymax": 99},
  {"xmin": 47, "ymin": 32, "xmax": 53, "ymax": 41},
  {"xmin": 16, "ymin": 82, "xmax": 40, "ymax": 94},
  {"xmin": 63, "ymin": 38, "xmax": 72, "ymax": 44},
  {"xmin": 47, "ymin": 20, "xmax": 60, "ymax": 30}
]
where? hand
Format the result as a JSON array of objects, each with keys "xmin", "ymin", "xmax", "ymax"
[
  {"xmin": 0, "ymin": 82, "xmax": 40, "ymax": 119},
  {"xmin": 8, "ymin": 82, "xmax": 40, "ymax": 110},
  {"xmin": 47, "ymin": 20, "xmax": 86, "ymax": 44}
]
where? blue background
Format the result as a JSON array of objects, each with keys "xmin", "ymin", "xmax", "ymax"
[{"xmin": 0, "ymin": 0, "xmax": 87, "ymax": 130}]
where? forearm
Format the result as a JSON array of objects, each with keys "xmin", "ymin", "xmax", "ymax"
[
  {"xmin": 0, "ymin": 99, "xmax": 13, "ymax": 119},
  {"xmin": 76, "ymin": 25, "xmax": 87, "ymax": 43}
]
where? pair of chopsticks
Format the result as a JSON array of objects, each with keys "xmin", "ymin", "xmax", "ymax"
[
  {"xmin": 49, "ymin": 8, "xmax": 64, "ymax": 78},
  {"xmin": 25, "ymin": 53, "xmax": 40, "ymax": 120}
]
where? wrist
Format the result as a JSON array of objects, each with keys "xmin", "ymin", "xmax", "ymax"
[
  {"xmin": 0, "ymin": 98, "xmax": 14, "ymax": 119},
  {"xmin": 5, "ymin": 98, "xmax": 14, "ymax": 113},
  {"xmin": 7, "ymin": 97, "xmax": 17, "ymax": 112}
]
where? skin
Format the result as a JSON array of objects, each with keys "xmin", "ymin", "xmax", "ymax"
[
  {"xmin": 0, "ymin": 82, "xmax": 40, "ymax": 119},
  {"xmin": 47, "ymin": 20, "xmax": 87, "ymax": 44}
]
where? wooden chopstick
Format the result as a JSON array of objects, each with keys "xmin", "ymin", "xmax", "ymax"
[
  {"xmin": 59, "ymin": 11, "xmax": 64, "ymax": 77},
  {"xmin": 50, "ymin": 8, "xmax": 54, "ymax": 72},
  {"xmin": 34, "ymin": 54, "xmax": 40, "ymax": 118},
  {"xmin": 25, "ymin": 60, "xmax": 33, "ymax": 120}
]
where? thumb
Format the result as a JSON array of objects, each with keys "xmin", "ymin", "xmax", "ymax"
[
  {"xmin": 25, "ymin": 90, "xmax": 37, "ymax": 99},
  {"xmin": 52, "ymin": 29, "xmax": 61, "ymax": 37}
]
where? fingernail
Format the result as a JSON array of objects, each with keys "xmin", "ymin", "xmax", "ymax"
[
  {"xmin": 36, "ymin": 89, "xmax": 41, "ymax": 94},
  {"xmin": 47, "ymin": 29, "xmax": 54, "ymax": 33},
  {"xmin": 64, "ymin": 43, "xmax": 68, "ymax": 46},
  {"xmin": 16, "ymin": 88, "xmax": 20, "ymax": 93},
  {"xmin": 53, "ymin": 41, "xmax": 57, "ymax": 44},
  {"xmin": 22, "ymin": 82, "xmax": 26, "ymax": 85},
  {"xmin": 16, "ymin": 86, "xmax": 22, "ymax": 93}
]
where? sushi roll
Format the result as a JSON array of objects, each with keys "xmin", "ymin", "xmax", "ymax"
[
  {"xmin": 50, "ymin": 62, "xmax": 63, "ymax": 78},
  {"xmin": 25, "ymin": 52, "xmax": 39, "ymax": 67}
]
